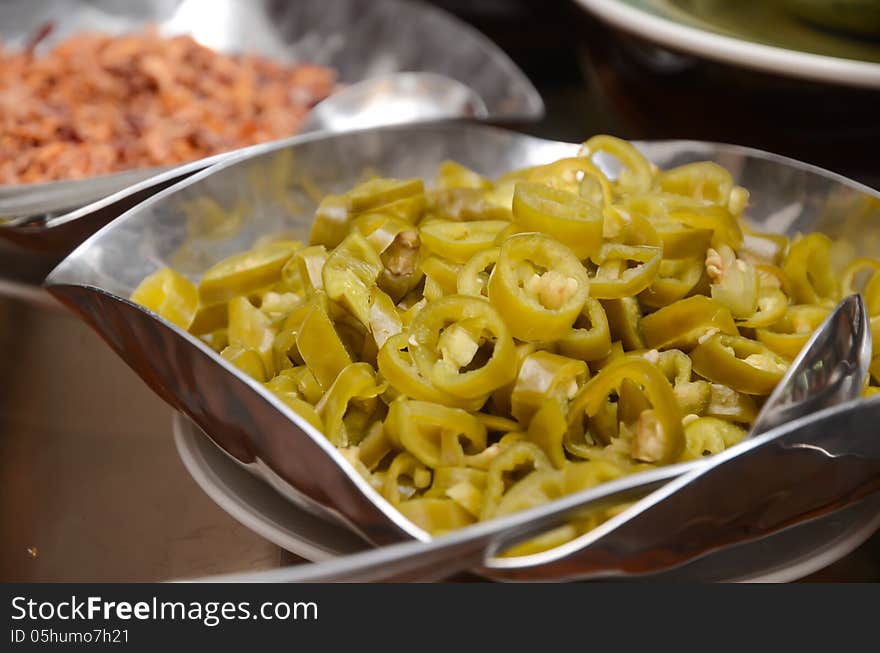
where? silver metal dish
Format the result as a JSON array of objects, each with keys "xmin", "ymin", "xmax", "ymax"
[
  {"xmin": 173, "ymin": 413, "xmax": 880, "ymax": 582},
  {"xmin": 44, "ymin": 123, "xmax": 880, "ymax": 577},
  {"xmin": 0, "ymin": 0, "xmax": 543, "ymax": 231}
]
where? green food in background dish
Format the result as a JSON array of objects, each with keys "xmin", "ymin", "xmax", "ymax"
[{"xmin": 626, "ymin": 0, "xmax": 880, "ymax": 62}]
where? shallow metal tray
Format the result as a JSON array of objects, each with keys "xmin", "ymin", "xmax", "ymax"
[
  {"xmin": 44, "ymin": 123, "xmax": 880, "ymax": 580},
  {"xmin": 0, "ymin": 0, "xmax": 543, "ymax": 237}
]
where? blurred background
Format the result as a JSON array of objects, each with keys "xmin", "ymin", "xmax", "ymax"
[
  {"xmin": 2, "ymin": 0, "xmax": 879, "ymax": 582},
  {"xmin": 433, "ymin": 0, "xmax": 880, "ymax": 189}
]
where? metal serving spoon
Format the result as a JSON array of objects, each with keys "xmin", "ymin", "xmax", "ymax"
[
  {"xmin": 185, "ymin": 294, "xmax": 871, "ymax": 582},
  {"xmin": 0, "ymin": 72, "xmax": 486, "ymax": 249},
  {"xmin": 300, "ymin": 72, "xmax": 487, "ymax": 133}
]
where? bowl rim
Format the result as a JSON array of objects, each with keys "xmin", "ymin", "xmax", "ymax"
[
  {"xmin": 44, "ymin": 121, "xmax": 880, "ymax": 572},
  {"xmin": 574, "ymin": 0, "xmax": 880, "ymax": 89}
]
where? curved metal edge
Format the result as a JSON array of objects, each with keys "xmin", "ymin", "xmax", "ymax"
[
  {"xmin": 174, "ymin": 408, "xmax": 880, "ymax": 582},
  {"xmin": 407, "ymin": 0, "xmax": 544, "ymax": 123},
  {"xmin": 43, "ymin": 121, "xmax": 880, "ymax": 291},
  {"xmin": 16, "ymin": 121, "xmax": 880, "ymax": 256},
  {"xmin": 172, "ymin": 412, "xmax": 368, "ymax": 562},
  {"xmin": 45, "ymin": 282, "xmax": 429, "ymax": 547},
  {"xmin": 478, "ymin": 394, "xmax": 880, "ymax": 580},
  {"xmin": 732, "ymin": 496, "xmax": 880, "ymax": 583},
  {"xmin": 573, "ymin": 0, "xmax": 880, "ymax": 90},
  {"xmin": 42, "ymin": 122, "xmax": 557, "ymax": 287}
]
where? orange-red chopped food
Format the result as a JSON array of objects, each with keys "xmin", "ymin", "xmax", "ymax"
[{"xmin": 0, "ymin": 25, "xmax": 336, "ymax": 184}]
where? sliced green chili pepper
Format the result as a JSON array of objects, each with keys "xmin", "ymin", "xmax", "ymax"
[
  {"xmin": 353, "ymin": 212, "xmax": 412, "ymax": 254},
  {"xmin": 602, "ymin": 296, "xmax": 644, "ymax": 351},
  {"xmin": 321, "ymin": 232, "xmax": 383, "ymax": 326},
  {"xmin": 526, "ymin": 157, "xmax": 614, "ymax": 207},
  {"xmin": 511, "ymin": 182, "xmax": 604, "ymax": 259},
  {"xmin": 220, "ymin": 343, "xmax": 267, "ymax": 381},
  {"xmin": 667, "ymin": 205, "xmax": 743, "ymax": 251},
  {"xmin": 397, "ymin": 498, "xmax": 475, "ymax": 535},
  {"xmin": 569, "ymin": 355, "xmax": 684, "ymax": 464},
  {"xmin": 579, "ymin": 135, "xmax": 654, "ymax": 196},
  {"xmin": 267, "ymin": 390, "xmax": 324, "ymax": 433},
  {"xmin": 200, "ymin": 328, "xmax": 228, "ymax": 352},
  {"xmin": 489, "ymin": 342, "xmax": 539, "ymax": 416},
  {"xmin": 652, "ymin": 349, "xmax": 711, "ymax": 416},
  {"xmin": 657, "ymin": 162, "xmax": 733, "ymax": 205},
  {"xmin": 409, "ymin": 294, "xmax": 517, "ymax": 398},
  {"xmin": 130, "ymin": 266, "xmax": 199, "ymax": 330},
  {"xmin": 198, "ymin": 240, "xmax": 299, "ymax": 305},
  {"xmin": 436, "ymin": 160, "xmax": 493, "ymax": 190},
  {"xmin": 427, "ymin": 187, "xmax": 512, "ymax": 222},
  {"xmin": 740, "ymin": 230, "xmax": 789, "ymax": 266},
  {"xmin": 228, "ymin": 296, "xmax": 276, "ymax": 377},
  {"xmin": 841, "ymin": 257, "xmax": 880, "ymax": 297},
  {"xmin": 704, "ymin": 383, "xmax": 758, "ymax": 423},
  {"xmin": 587, "ymin": 242, "xmax": 662, "ymax": 299},
  {"xmin": 376, "ymin": 333, "xmax": 486, "ymax": 411},
  {"xmin": 419, "ymin": 219, "xmax": 509, "ymax": 264},
  {"xmin": 783, "ymin": 233, "xmax": 840, "ymax": 305},
  {"xmin": 347, "ymin": 177, "xmax": 425, "ymax": 214},
  {"xmin": 381, "ymin": 452, "xmax": 432, "ymax": 505},
  {"xmin": 691, "ymin": 333, "xmax": 788, "ymax": 395},
  {"xmin": 378, "ymin": 229, "xmax": 423, "ymax": 302},
  {"xmin": 356, "ymin": 422, "xmax": 394, "ymax": 471},
  {"xmin": 488, "ymin": 233, "xmax": 590, "ymax": 342},
  {"xmin": 493, "ymin": 468, "xmax": 565, "ymax": 518},
  {"xmin": 296, "ymin": 297, "xmax": 352, "ymax": 390},
  {"xmin": 639, "ymin": 258, "xmax": 704, "ymax": 309},
  {"xmin": 457, "ymin": 247, "xmax": 498, "ymax": 298},
  {"xmin": 526, "ymin": 401, "xmax": 570, "ymax": 469},
  {"xmin": 864, "ymin": 271, "xmax": 880, "ymax": 316},
  {"xmin": 287, "ymin": 245, "xmax": 328, "ymax": 297},
  {"xmin": 653, "ymin": 222, "xmax": 714, "ymax": 260},
  {"xmin": 681, "ymin": 416, "xmax": 746, "ymax": 461},
  {"xmin": 368, "ymin": 286, "xmax": 403, "ymax": 350},
  {"xmin": 309, "ymin": 194, "xmax": 351, "ymax": 249},
  {"xmin": 557, "ymin": 297, "xmax": 612, "ymax": 362},
  {"xmin": 385, "ymin": 398, "xmax": 487, "ymax": 468},
  {"xmin": 510, "ymin": 350, "xmax": 589, "ymax": 425},
  {"xmin": 425, "ymin": 466, "xmax": 488, "ymax": 518},
  {"xmin": 315, "ymin": 362, "xmax": 387, "ymax": 447},
  {"xmin": 706, "ymin": 244, "xmax": 759, "ymax": 318},
  {"xmin": 474, "ymin": 413, "xmax": 520, "ymax": 434},
  {"xmin": 755, "ymin": 304, "xmax": 830, "ymax": 359},
  {"xmin": 481, "ymin": 441, "xmax": 553, "ymax": 520},
  {"xmin": 736, "ymin": 287, "xmax": 789, "ymax": 328},
  {"xmin": 420, "ymin": 255, "xmax": 461, "ymax": 298},
  {"xmin": 640, "ymin": 295, "xmax": 738, "ymax": 351}
]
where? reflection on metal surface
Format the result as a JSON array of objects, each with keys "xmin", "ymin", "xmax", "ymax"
[
  {"xmin": 299, "ymin": 72, "xmax": 490, "ymax": 133},
  {"xmin": 480, "ymin": 396, "xmax": 880, "ymax": 581},
  {"xmin": 0, "ymin": 0, "xmax": 543, "ymax": 248},
  {"xmin": 174, "ymin": 414, "xmax": 880, "ymax": 582},
  {"xmin": 45, "ymin": 123, "xmax": 880, "ymax": 579},
  {"xmin": 749, "ymin": 294, "xmax": 871, "ymax": 435},
  {"xmin": 0, "ymin": 292, "xmax": 281, "ymax": 581}
]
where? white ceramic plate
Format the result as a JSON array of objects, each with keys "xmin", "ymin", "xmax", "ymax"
[
  {"xmin": 173, "ymin": 414, "xmax": 880, "ymax": 582},
  {"xmin": 574, "ymin": 0, "xmax": 880, "ymax": 89}
]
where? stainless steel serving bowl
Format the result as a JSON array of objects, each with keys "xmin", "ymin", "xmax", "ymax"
[
  {"xmin": 0, "ymin": 0, "xmax": 543, "ymax": 248},
  {"xmin": 44, "ymin": 123, "xmax": 880, "ymax": 577}
]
